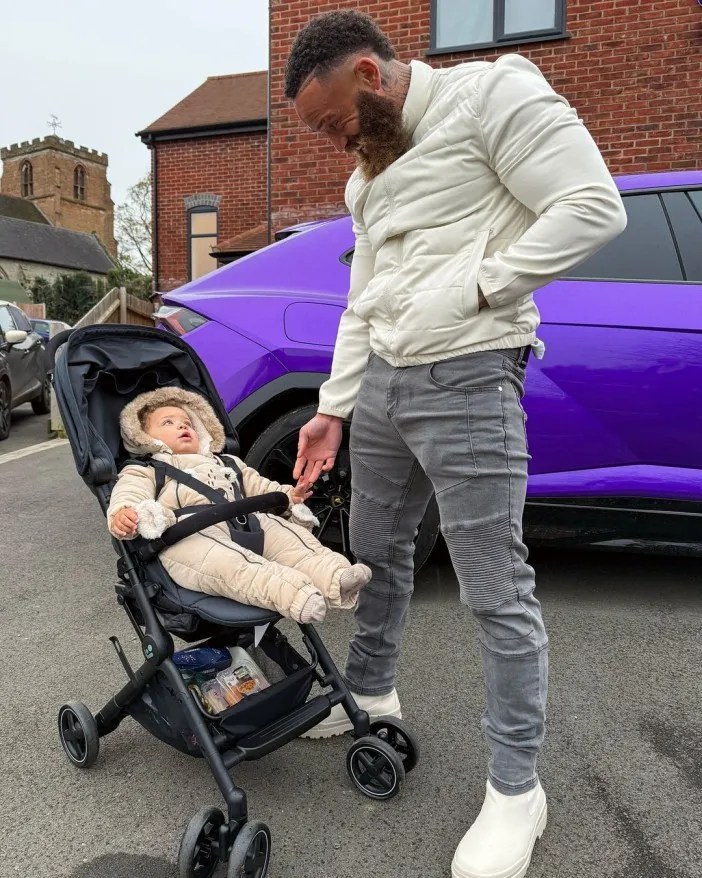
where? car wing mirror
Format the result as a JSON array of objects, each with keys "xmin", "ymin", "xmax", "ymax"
[{"xmin": 5, "ymin": 329, "xmax": 28, "ymax": 346}]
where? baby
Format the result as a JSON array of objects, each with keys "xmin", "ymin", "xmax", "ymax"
[{"xmin": 107, "ymin": 388, "xmax": 370, "ymax": 622}]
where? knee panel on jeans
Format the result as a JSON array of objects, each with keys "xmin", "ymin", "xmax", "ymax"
[
  {"xmin": 475, "ymin": 592, "xmax": 548, "ymax": 658},
  {"xmin": 350, "ymin": 491, "xmax": 414, "ymax": 565}
]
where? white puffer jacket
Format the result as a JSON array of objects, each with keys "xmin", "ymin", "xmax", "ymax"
[{"xmin": 318, "ymin": 54, "xmax": 627, "ymax": 418}]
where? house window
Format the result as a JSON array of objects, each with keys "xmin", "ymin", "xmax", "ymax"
[
  {"xmin": 74, "ymin": 165, "xmax": 86, "ymax": 201},
  {"xmin": 189, "ymin": 208, "xmax": 218, "ymax": 281},
  {"xmin": 21, "ymin": 161, "xmax": 33, "ymax": 197},
  {"xmin": 431, "ymin": 0, "xmax": 566, "ymax": 53}
]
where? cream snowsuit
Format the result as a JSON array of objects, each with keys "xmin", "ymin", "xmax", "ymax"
[{"xmin": 107, "ymin": 388, "xmax": 358, "ymax": 621}]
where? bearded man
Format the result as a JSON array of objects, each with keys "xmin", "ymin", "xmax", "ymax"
[{"xmin": 285, "ymin": 11, "xmax": 626, "ymax": 878}]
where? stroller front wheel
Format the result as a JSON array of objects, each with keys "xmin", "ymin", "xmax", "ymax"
[
  {"xmin": 178, "ymin": 806, "xmax": 225, "ymax": 878},
  {"xmin": 346, "ymin": 736, "xmax": 405, "ymax": 800},
  {"xmin": 58, "ymin": 702, "xmax": 99, "ymax": 768},
  {"xmin": 227, "ymin": 821, "xmax": 271, "ymax": 878}
]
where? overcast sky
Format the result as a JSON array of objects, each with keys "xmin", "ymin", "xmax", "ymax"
[{"xmin": 0, "ymin": 1, "xmax": 269, "ymax": 206}]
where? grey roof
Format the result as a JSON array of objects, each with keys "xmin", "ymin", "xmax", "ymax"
[
  {"xmin": 0, "ymin": 216, "xmax": 114, "ymax": 274},
  {"xmin": 0, "ymin": 194, "xmax": 50, "ymax": 224}
]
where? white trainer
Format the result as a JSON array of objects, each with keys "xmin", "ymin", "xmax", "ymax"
[
  {"xmin": 301, "ymin": 688, "xmax": 402, "ymax": 739},
  {"xmin": 451, "ymin": 780, "xmax": 547, "ymax": 878}
]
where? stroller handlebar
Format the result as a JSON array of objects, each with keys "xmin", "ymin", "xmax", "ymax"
[
  {"xmin": 45, "ymin": 328, "xmax": 75, "ymax": 371},
  {"xmin": 137, "ymin": 491, "xmax": 290, "ymax": 562}
]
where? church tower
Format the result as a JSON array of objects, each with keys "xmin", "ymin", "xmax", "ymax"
[{"xmin": 0, "ymin": 135, "xmax": 117, "ymax": 258}]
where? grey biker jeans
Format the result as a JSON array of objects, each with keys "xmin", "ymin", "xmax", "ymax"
[{"xmin": 346, "ymin": 349, "xmax": 548, "ymax": 795}]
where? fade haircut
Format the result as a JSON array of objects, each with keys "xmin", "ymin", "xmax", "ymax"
[{"xmin": 285, "ymin": 10, "xmax": 396, "ymax": 100}]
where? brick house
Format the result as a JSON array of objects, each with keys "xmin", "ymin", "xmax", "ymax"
[
  {"xmin": 148, "ymin": 1, "xmax": 701, "ymax": 290},
  {"xmin": 269, "ymin": 0, "xmax": 701, "ymax": 227},
  {"xmin": 138, "ymin": 71, "xmax": 268, "ymax": 291}
]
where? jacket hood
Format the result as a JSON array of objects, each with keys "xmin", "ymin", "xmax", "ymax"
[{"xmin": 120, "ymin": 387, "xmax": 225, "ymax": 456}]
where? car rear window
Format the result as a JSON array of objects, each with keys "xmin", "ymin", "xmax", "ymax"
[{"xmin": 566, "ymin": 193, "xmax": 683, "ymax": 283}]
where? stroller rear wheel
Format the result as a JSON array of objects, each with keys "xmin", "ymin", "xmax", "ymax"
[
  {"xmin": 227, "ymin": 821, "xmax": 271, "ymax": 878},
  {"xmin": 178, "ymin": 806, "xmax": 225, "ymax": 878},
  {"xmin": 346, "ymin": 736, "xmax": 405, "ymax": 800},
  {"xmin": 58, "ymin": 702, "xmax": 99, "ymax": 768},
  {"xmin": 370, "ymin": 716, "xmax": 420, "ymax": 773}
]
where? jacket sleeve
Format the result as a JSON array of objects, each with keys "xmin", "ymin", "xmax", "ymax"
[
  {"xmin": 317, "ymin": 178, "xmax": 375, "ymax": 419},
  {"xmin": 236, "ymin": 457, "xmax": 295, "ymax": 507},
  {"xmin": 475, "ymin": 55, "xmax": 627, "ymax": 310},
  {"xmin": 107, "ymin": 465, "xmax": 157, "ymax": 539}
]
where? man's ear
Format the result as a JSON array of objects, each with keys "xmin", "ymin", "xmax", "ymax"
[{"xmin": 354, "ymin": 56, "xmax": 382, "ymax": 92}]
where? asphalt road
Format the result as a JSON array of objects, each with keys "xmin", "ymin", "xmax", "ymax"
[
  {"xmin": 1, "ymin": 402, "xmax": 52, "ymax": 455},
  {"xmin": 1, "ymin": 444, "xmax": 701, "ymax": 878}
]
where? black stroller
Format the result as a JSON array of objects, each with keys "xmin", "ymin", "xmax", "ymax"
[{"xmin": 49, "ymin": 325, "xmax": 419, "ymax": 878}]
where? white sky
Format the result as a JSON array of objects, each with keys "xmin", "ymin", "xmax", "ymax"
[{"xmin": 0, "ymin": 1, "xmax": 269, "ymax": 206}]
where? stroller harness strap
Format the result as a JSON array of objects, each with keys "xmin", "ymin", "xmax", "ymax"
[{"xmin": 121, "ymin": 455, "xmax": 265, "ymax": 555}]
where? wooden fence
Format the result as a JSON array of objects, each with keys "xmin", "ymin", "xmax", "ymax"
[{"xmin": 50, "ymin": 287, "xmax": 156, "ymax": 435}]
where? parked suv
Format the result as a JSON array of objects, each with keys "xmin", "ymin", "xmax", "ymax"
[
  {"xmin": 157, "ymin": 171, "xmax": 702, "ymax": 562},
  {"xmin": 0, "ymin": 301, "xmax": 50, "ymax": 441}
]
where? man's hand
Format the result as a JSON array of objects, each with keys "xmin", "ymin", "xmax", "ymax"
[
  {"xmin": 111, "ymin": 507, "xmax": 139, "ymax": 539},
  {"xmin": 294, "ymin": 413, "xmax": 344, "ymax": 485}
]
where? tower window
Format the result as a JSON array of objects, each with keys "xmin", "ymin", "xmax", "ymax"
[
  {"xmin": 21, "ymin": 161, "xmax": 33, "ymax": 197},
  {"xmin": 74, "ymin": 165, "xmax": 86, "ymax": 201}
]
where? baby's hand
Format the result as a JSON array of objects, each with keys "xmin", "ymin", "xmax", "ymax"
[
  {"xmin": 291, "ymin": 479, "xmax": 314, "ymax": 505},
  {"xmin": 111, "ymin": 507, "xmax": 139, "ymax": 539}
]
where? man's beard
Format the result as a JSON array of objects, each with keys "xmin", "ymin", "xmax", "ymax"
[{"xmin": 353, "ymin": 90, "xmax": 410, "ymax": 181}]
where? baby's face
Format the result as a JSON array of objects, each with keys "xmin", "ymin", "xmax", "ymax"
[{"xmin": 145, "ymin": 406, "xmax": 200, "ymax": 454}]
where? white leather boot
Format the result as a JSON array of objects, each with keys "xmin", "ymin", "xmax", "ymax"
[
  {"xmin": 301, "ymin": 689, "xmax": 401, "ymax": 739},
  {"xmin": 451, "ymin": 780, "xmax": 547, "ymax": 878}
]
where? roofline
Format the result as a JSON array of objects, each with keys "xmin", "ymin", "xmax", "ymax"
[
  {"xmin": 0, "ymin": 253, "xmax": 112, "ymax": 273},
  {"xmin": 137, "ymin": 118, "xmax": 267, "ymax": 144}
]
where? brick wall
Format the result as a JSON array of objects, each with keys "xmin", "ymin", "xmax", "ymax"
[
  {"xmin": 154, "ymin": 131, "xmax": 267, "ymax": 290},
  {"xmin": 270, "ymin": 0, "xmax": 702, "ymax": 227},
  {"xmin": 0, "ymin": 137, "xmax": 117, "ymax": 257}
]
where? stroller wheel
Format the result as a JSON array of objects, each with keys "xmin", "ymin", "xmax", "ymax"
[
  {"xmin": 346, "ymin": 736, "xmax": 405, "ymax": 801},
  {"xmin": 227, "ymin": 821, "xmax": 271, "ymax": 878},
  {"xmin": 178, "ymin": 807, "xmax": 225, "ymax": 878},
  {"xmin": 370, "ymin": 716, "xmax": 420, "ymax": 773},
  {"xmin": 58, "ymin": 702, "xmax": 99, "ymax": 768}
]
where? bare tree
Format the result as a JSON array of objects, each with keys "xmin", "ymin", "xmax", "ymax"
[{"xmin": 115, "ymin": 174, "xmax": 152, "ymax": 274}]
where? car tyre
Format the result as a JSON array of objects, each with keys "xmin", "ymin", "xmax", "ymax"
[
  {"xmin": 245, "ymin": 404, "xmax": 440, "ymax": 571},
  {"xmin": 31, "ymin": 376, "xmax": 51, "ymax": 415},
  {"xmin": 0, "ymin": 379, "xmax": 11, "ymax": 441}
]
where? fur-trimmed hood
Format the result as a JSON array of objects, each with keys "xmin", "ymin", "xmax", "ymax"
[{"xmin": 120, "ymin": 387, "xmax": 225, "ymax": 456}]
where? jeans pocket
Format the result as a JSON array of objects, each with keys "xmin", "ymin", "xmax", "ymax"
[{"xmin": 428, "ymin": 352, "xmax": 505, "ymax": 393}]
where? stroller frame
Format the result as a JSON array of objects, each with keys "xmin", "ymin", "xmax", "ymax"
[{"xmin": 50, "ymin": 325, "xmax": 419, "ymax": 877}]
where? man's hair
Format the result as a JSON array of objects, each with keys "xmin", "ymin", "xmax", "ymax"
[{"xmin": 285, "ymin": 10, "xmax": 396, "ymax": 100}]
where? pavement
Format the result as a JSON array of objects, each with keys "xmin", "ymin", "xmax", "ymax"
[{"xmin": 1, "ymin": 443, "xmax": 701, "ymax": 878}]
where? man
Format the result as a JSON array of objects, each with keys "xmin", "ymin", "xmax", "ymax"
[{"xmin": 286, "ymin": 11, "xmax": 626, "ymax": 878}]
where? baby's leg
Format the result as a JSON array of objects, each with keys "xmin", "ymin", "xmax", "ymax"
[
  {"xmin": 160, "ymin": 527, "xmax": 326, "ymax": 622},
  {"xmin": 257, "ymin": 514, "xmax": 371, "ymax": 609}
]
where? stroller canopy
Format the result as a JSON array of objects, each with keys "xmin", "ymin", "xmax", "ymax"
[{"xmin": 51, "ymin": 325, "xmax": 239, "ymax": 490}]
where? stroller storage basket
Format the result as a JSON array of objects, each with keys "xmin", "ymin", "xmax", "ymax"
[{"xmin": 128, "ymin": 630, "xmax": 316, "ymax": 755}]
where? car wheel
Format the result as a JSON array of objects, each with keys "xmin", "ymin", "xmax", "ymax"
[
  {"xmin": 0, "ymin": 379, "xmax": 11, "ymax": 441},
  {"xmin": 31, "ymin": 376, "xmax": 51, "ymax": 415},
  {"xmin": 245, "ymin": 404, "xmax": 440, "ymax": 571}
]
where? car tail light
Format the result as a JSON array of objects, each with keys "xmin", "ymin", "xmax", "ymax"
[{"xmin": 154, "ymin": 305, "xmax": 209, "ymax": 336}]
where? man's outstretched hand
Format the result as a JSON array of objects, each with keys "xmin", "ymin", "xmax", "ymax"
[{"xmin": 294, "ymin": 413, "xmax": 344, "ymax": 486}]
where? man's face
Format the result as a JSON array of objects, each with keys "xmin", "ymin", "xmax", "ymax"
[{"xmin": 295, "ymin": 59, "xmax": 409, "ymax": 180}]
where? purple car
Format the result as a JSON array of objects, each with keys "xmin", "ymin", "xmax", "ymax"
[{"xmin": 157, "ymin": 171, "xmax": 702, "ymax": 565}]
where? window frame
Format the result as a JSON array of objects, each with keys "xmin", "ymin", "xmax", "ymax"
[
  {"xmin": 20, "ymin": 161, "xmax": 33, "ymax": 197},
  {"xmin": 429, "ymin": 0, "xmax": 568, "ymax": 55},
  {"xmin": 73, "ymin": 164, "xmax": 86, "ymax": 201},
  {"xmin": 8, "ymin": 305, "xmax": 31, "ymax": 332},
  {"xmin": 187, "ymin": 206, "xmax": 218, "ymax": 282}
]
